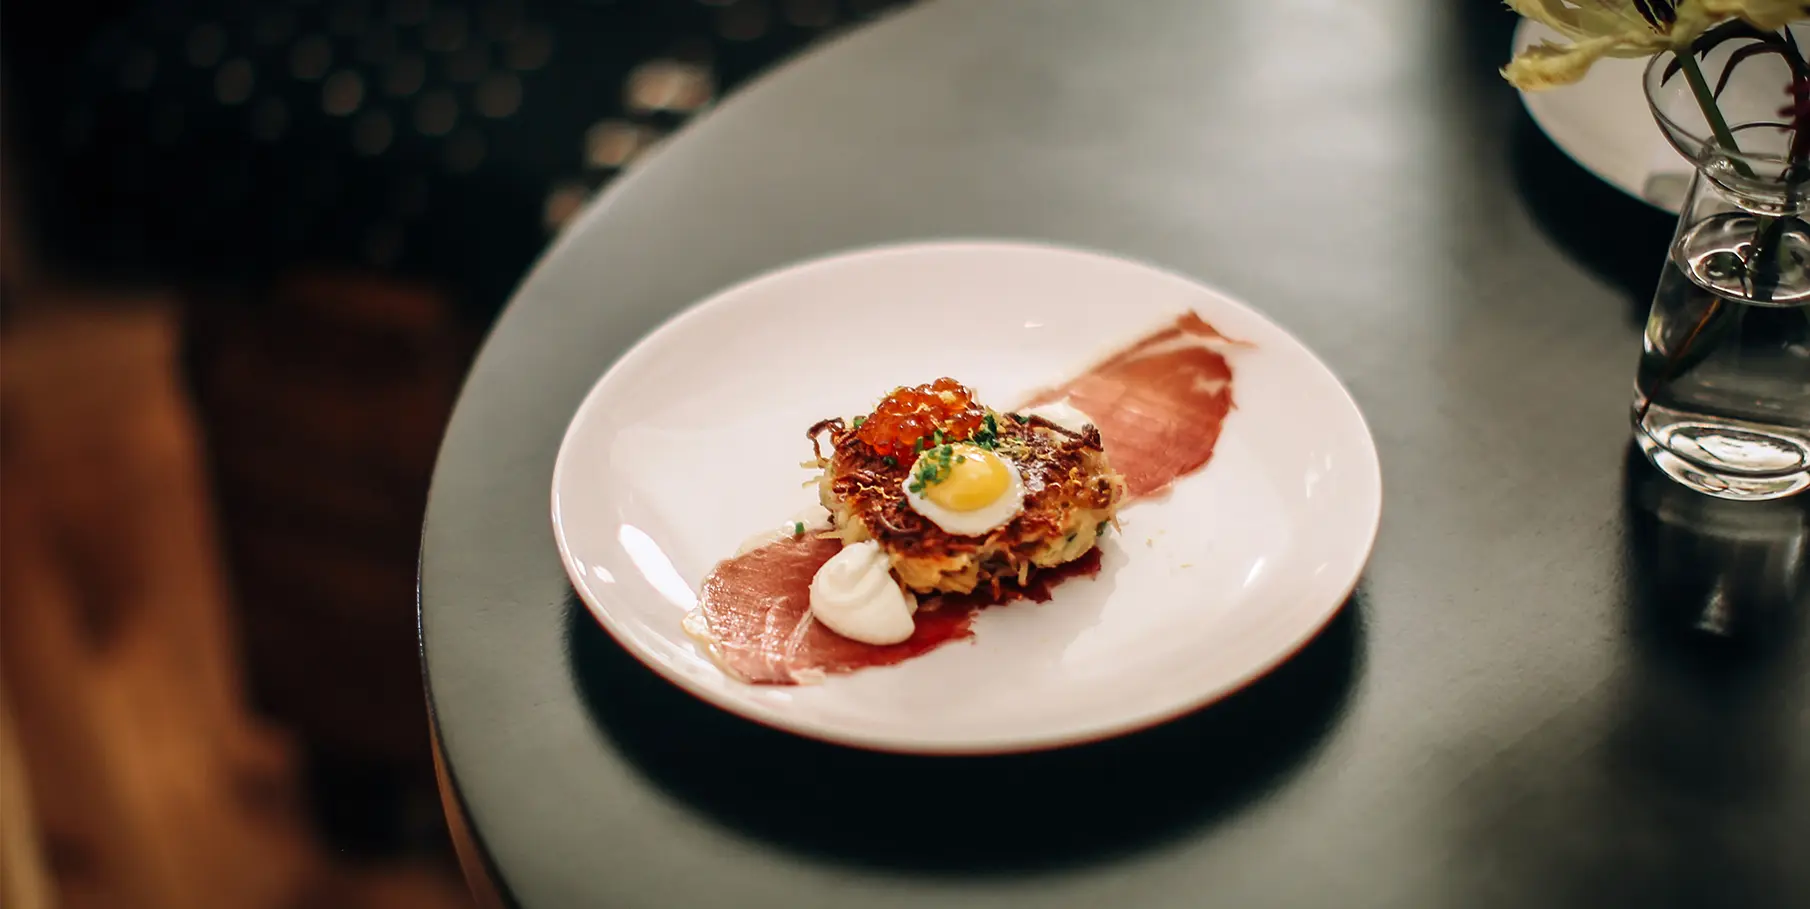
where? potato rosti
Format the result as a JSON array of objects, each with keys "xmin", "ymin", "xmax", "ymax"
[{"xmin": 808, "ymin": 379, "xmax": 1125, "ymax": 596}]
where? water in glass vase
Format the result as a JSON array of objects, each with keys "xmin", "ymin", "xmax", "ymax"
[{"xmin": 1634, "ymin": 210, "xmax": 1810, "ymax": 501}]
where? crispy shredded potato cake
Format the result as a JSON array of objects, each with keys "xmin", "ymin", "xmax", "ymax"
[{"xmin": 807, "ymin": 379, "xmax": 1124, "ymax": 596}]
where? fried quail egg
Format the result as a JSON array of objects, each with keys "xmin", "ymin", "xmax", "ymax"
[{"xmin": 902, "ymin": 444, "xmax": 1026, "ymax": 536}]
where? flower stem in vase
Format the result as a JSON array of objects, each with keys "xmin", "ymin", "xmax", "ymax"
[
  {"xmin": 1635, "ymin": 49, "xmax": 1778, "ymax": 423},
  {"xmin": 1677, "ymin": 52, "xmax": 1757, "ymax": 177}
]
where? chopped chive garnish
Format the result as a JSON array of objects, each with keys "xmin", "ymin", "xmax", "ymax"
[
  {"xmin": 955, "ymin": 455, "xmax": 966, "ymax": 464},
  {"xmin": 907, "ymin": 443, "xmax": 960, "ymax": 489},
  {"xmin": 793, "ymin": 521, "xmax": 805, "ymax": 536},
  {"xmin": 1096, "ymin": 521, "xmax": 1110, "ymax": 536},
  {"xmin": 852, "ymin": 416, "xmax": 865, "ymax": 427},
  {"xmin": 933, "ymin": 429, "xmax": 945, "ymax": 445},
  {"xmin": 882, "ymin": 455, "xmax": 897, "ymax": 467},
  {"xmin": 972, "ymin": 412, "xmax": 999, "ymax": 448},
  {"xmin": 1010, "ymin": 412, "xmax": 1028, "ymax": 423}
]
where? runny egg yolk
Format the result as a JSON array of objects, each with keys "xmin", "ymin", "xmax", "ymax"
[{"xmin": 926, "ymin": 446, "xmax": 1012, "ymax": 511}]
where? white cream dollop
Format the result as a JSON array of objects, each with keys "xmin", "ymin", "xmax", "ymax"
[
  {"xmin": 809, "ymin": 540, "xmax": 917, "ymax": 645},
  {"xmin": 1019, "ymin": 400, "xmax": 1095, "ymax": 434}
]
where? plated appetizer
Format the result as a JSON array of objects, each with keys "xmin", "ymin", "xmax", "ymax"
[{"xmin": 686, "ymin": 311, "xmax": 1243, "ymax": 685}]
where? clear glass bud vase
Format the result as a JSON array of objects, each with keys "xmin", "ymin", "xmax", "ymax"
[{"xmin": 1634, "ymin": 50, "xmax": 1810, "ymax": 501}]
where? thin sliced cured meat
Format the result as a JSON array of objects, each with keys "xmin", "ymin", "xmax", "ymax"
[
  {"xmin": 692, "ymin": 536, "xmax": 1101, "ymax": 685},
  {"xmin": 691, "ymin": 534, "xmax": 976, "ymax": 684},
  {"xmin": 1020, "ymin": 311, "xmax": 1242, "ymax": 499}
]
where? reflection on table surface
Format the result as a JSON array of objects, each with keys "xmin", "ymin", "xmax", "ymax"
[{"xmin": 1624, "ymin": 445, "xmax": 1808, "ymax": 649}]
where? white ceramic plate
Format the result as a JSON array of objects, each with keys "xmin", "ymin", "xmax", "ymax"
[
  {"xmin": 550, "ymin": 240, "xmax": 1381, "ymax": 754},
  {"xmin": 1512, "ymin": 20, "xmax": 1690, "ymax": 212}
]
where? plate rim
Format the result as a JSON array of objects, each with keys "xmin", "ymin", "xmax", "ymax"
[{"xmin": 549, "ymin": 237, "xmax": 1383, "ymax": 755}]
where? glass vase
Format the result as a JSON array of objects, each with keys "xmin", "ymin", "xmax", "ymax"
[{"xmin": 1633, "ymin": 47, "xmax": 1810, "ymax": 501}]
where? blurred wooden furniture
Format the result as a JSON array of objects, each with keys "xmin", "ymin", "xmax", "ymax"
[
  {"xmin": 0, "ymin": 290, "xmax": 475, "ymax": 909},
  {"xmin": 1, "ymin": 297, "xmax": 318, "ymax": 909},
  {"xmin": 1, "ymin": 679, "xmax": 54, "ymax": 909}
]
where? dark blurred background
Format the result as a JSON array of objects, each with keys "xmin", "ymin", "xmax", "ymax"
[{"xmin": 0, "ymin": 2, "xmax": 911, "ymax": 906}]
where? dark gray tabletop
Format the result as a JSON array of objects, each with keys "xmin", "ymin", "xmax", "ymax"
[{"xmin": 419, "ymin": 2, "xmax": 1810, "ymax": 906}]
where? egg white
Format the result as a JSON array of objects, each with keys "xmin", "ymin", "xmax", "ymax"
[{"xmin": 901, "ymin": 450, "xmax": 1027, "ymax": 536}]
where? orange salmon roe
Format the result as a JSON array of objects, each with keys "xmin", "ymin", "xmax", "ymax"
[{"xmin": 855, "ymin": 378, "xmax": 986, "ymax": 458}]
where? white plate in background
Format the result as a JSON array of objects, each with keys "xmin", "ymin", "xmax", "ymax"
[{"xmin": 1512, "ymin": 19, "xmax": 1691, "ymax": 212}]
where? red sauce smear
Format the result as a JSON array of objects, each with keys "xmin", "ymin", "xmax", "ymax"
[
  {"xmin": 696, "ymin": 538, "xmax": 1103, "ymax": 685},
  {"xmin": 693, "ymin": 310, "xmax": 1238, "ymax": 685},
  {"xmin": 1021, "ymin": 311, "xmax": 1242, "ymax": 499}
]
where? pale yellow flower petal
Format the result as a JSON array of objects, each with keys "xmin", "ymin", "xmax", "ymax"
[
  {"xmin": 1501, "ymin": 0, "xmax": 1810, "ymax": 91},
  {"xmin": 1666, "ymin": 6, "xmax": 1721, "ymax": 46},
  {"xmin": 1503, "ymin": 0, "xmax": 1591, "ymax": 39},
  {"xmin": 1502, "ymin": 34, "xmax": 1635, "ymax": 90},
  {"xmin": 1506, "ymin": 0, "xmax": 1676, "ymax": 41}
]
